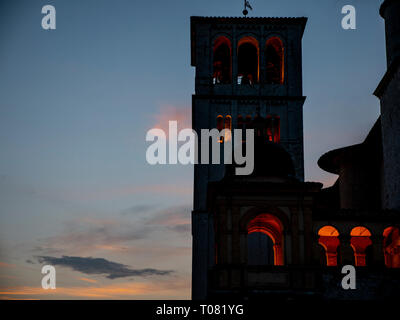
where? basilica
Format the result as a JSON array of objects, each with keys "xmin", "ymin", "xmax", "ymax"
[{"xmin": 190, "ymin": 0, "xmax": 400, "ymax": 300}]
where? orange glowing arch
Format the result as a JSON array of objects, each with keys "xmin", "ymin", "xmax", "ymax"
[
  {"xmin": 247, "ymin": 213, "xmax": 284, "ymax": 266},
  {"xmin": 318, "ymin": 226, "xmax": 340, "ymax": 266},
  {"xmin": 350, "ymin": 226, "xmax": 372, "ymax": 267}
]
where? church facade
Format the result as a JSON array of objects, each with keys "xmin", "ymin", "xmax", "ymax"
[{"xmin": 191, "ymin": 0, "xmax": 400, "ymax": 300}]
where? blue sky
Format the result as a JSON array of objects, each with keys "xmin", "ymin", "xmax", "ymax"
[{"xmin": 0, "ymin": 0, "xmax": 386, "ymax": 299}]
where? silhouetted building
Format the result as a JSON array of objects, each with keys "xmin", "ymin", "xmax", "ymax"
[{"xmin": 191, "ymin": 0, "xmax": 400, "ymax": 301}]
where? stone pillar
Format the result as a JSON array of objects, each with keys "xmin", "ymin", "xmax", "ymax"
[
  {"xmin": 291, "ymin": 207, "xmax": 300, "ymax": 264},
  {"xmin": 231, "ymin": 206, "xmax": 241, "ymax": 264},
  {"xmin": 303, "ymin": 208, "xmax": 313, "ymax": 264},
  {"xmin": 274, "ymin": 242, "xmax": 284, "ymax": 266},
  {"xmin": 339, "ymin": 235, "xmax": 354, "ymax": 266},
  {"xmin": 232, "ymin": 26, "xmax": 238, "ymax": 86}
]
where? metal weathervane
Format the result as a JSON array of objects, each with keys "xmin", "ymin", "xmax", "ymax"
[{"xmin": 243, "ymin": 0, "xmax": 253, "ymax": 16}]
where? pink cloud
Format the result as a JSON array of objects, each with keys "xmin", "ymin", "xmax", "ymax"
[{"xmin": 151, "ymin": 104, "xmax": 191, "ymax": 136}]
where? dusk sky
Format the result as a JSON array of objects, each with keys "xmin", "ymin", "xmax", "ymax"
[{"xmin": 0, "ymin": 0, "xmax": 386, "ymax": 299}]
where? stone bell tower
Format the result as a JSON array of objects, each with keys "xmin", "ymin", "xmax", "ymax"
[
  {"xmin": 190, "ymin": 16, "xmax": 307, "ymax": 299},
  {"xmin": 374, "ymin": 0, "xmax": 400, "ymax": 210}
]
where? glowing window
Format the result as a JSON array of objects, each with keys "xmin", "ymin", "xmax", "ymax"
[
  {"xmin": 318, "ymin": 226, "xmax": 340, "ymax": 266},
  {"xmin": 247, "ymin": 213, "xmax": 284, "ymax": 266},
  {"xmin": 213, "ymin": 36, "xmax": 232, "ymax": 84},
  {"xmin": 224, "ymin": 115, "xmax": 232, "ymax": 142},
  {"xmin": 216, "ymin": 115, "xmax": 224, "ymax": 131},
  {"xmin": 383, "ymin": 227, "xmax": 400, "ymax": 268},
  {"xmin": 266, "ymin": 115, "xmax": 280, "ymax": 143},
  {"xmin": 216, "ymin": 115, "xmax": 231, "ymax": 143},
  {"xmin": 266, "ymin": 37, "xmax": 284, "ymax": 84},
  {"xmin": 350, "ymin": 226, "xmax": 372, "ymax": 267},
  {"xmin": 238, "ymin": 37, "xmax": 259, "ymax": 85}
]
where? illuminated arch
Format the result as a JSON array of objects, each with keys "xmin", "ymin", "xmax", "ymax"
[
  {"xmin": 318, "ymin": 226, "xmax": 340, "ymax": 266},
  {"xmin": 216, "ymin": 115, "xmax": 232, "ymax": 143},
  {"xmin": 224, "ymin": 115, "xmax": 232, "ymax": 142},
  {"xmin": 350, "ymin": 226, "xmax": 372, "ymax": 267},
  {"xmin": 213, "ymin": 36, "xmax": 232, "ymax": 84},
  {"xmin": 238, "ymin": 36, "xmax": 259, "ymax": 84},
  {"xmin": 246, "ymin": 213, "xmax": 284, "ymax": 265},
  {"xmin": 266, "ymin": 37, "xmax": 284, "ymax": 84},
  {"xmin": 383, "ymin": 226, "xmax": 400, "ymax": 268},
  {"xmin": 216, "ymin": 115, "xmax": 224, "ymax": 131},
  {"xmin": 266, "ymin": 115, "xmax": 280, "ymax": 143}
]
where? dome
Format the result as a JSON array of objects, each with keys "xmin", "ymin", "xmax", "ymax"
[{"xmin": 231, "ymin": 136, "xmax": 295, "ymax": 177}]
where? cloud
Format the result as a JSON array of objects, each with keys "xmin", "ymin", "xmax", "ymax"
[
  {"xmin": 120, "ymin": 204, "xmax": 158, "ymax": 216},
  {"xmin": 168, "ymin": 224, "xmax": 191, "ymax": 233},
  {"xmin": 34, "ymin": 217, "xmax": 151, "ymax": 255},
  {"xmin": 151, "ymin": 105, "xmax": 191, "ymax": 135},
  {"xmin": 78, "ymin": 277, "xmax": 98, "ymax": 284},
  {"xmin": 72, "ymin": 183, "xmax": 193, "ymax": 201},
  {"xmin": 0, "ymin": 277, "xmax": 190, "ymax": 299},
  {"xmin": 36, "ymin": 256, "xmax": 173, "ymax": 280},
  {"xmin": 146, "ymin": 205, "xmax": 191, "ymax": 234},
  {"xmin": 148, "ymin": 205, "xmax": 190, "ymax": 225}
]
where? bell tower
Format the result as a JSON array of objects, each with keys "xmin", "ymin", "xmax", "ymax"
[{"xmin": 190, "ymin": 16, "xmax": 307, "ymax": 299}]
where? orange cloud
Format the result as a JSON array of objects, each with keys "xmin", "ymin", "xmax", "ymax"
[
  {"xmin": 0, "ymin": 278, "xmax": 190, "ymax": 299},
  {"xmin": 78, "ymin": 277, "xmax": 98, "ymax": 284}
]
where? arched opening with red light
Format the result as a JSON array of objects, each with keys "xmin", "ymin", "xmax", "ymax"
[
  {"xmin": 266, "ymin": 37, "xmax": 284, "ymax": 84},
  {"xmin": 216, "ymin": 115, "xmax": 224, "ymax": 131},
  {"xmin": 318, "ymin": 226, "xmax": 340, "ymax": 266},
  {"xmin": 224, "ymin": 115, "xmax": 232, "ymax": 142},
  {"xmin": 246, "ymin": 213, "xmax": 284, "ymax": 266},
  {"xmin": 238, "ymin": 36, "xmax": 259, "ymax": 85},
  {"xmin": 383, "ymin": 226, "xmax": 400, "ymax": 268},
  {"xmin": 350, "ymin": 226, "xmax": 372, "ymax": 267},
  {"xmin": 213, "ymin": 36, "xmax": 232, "ymax": 84},
  {"xmin": 266, "ymin": 115, "xmax": 280, "ymax": 143},
  {"xmin": 216, "ymin": 115, "xmax": 231, "ymax": 143}
]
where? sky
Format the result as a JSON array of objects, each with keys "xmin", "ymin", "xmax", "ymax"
[{"xmin": 0, "ymin": 0, "xmax": 386, "ymax": 299}]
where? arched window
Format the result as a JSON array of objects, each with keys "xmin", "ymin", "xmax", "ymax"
[
  {"xmin": 216, "ymin": 115, "xmax": 224, "ymax": 131},
  {"xmin": 318, "ymin": 226, "xmax": 340, "ymax": 266},
  {"xmin": 266, "ymin": 37, "xmax": 284, "ymax": 84},
  {"xmin": 224, "ymin": 115, "xmax": 232, "ymax": 142},
  {"xmin": 266, "ymin": 115, "xmax": 280, "ymax": 143},
  {"xmin": 216, "ymin": 115, "xmax": 231, "ymax": 143},
  {"xmin": 350, "ymin": 226, "xmax": 372, "ymax": 267},
  {"xmin": 213, "ymin": 36, "xmax": 232, "ymax": 84},
  {"xmin": 238, "ymin": 37, "xmax": 259, "ymax": 85},
  {"xmin": 247, "ymin": 214, "xmax": 284, "ymax": 265},
  {"xmin": 383, "ymin": 227, "xmax": 400, "ymax": 268},
  {"xmin": 245, "ymin": 115, "xmax": 252, "ymax": 130},
  {"xmin": 247, "ymin": 232, "xmax": 274, "ymax": 265}
]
